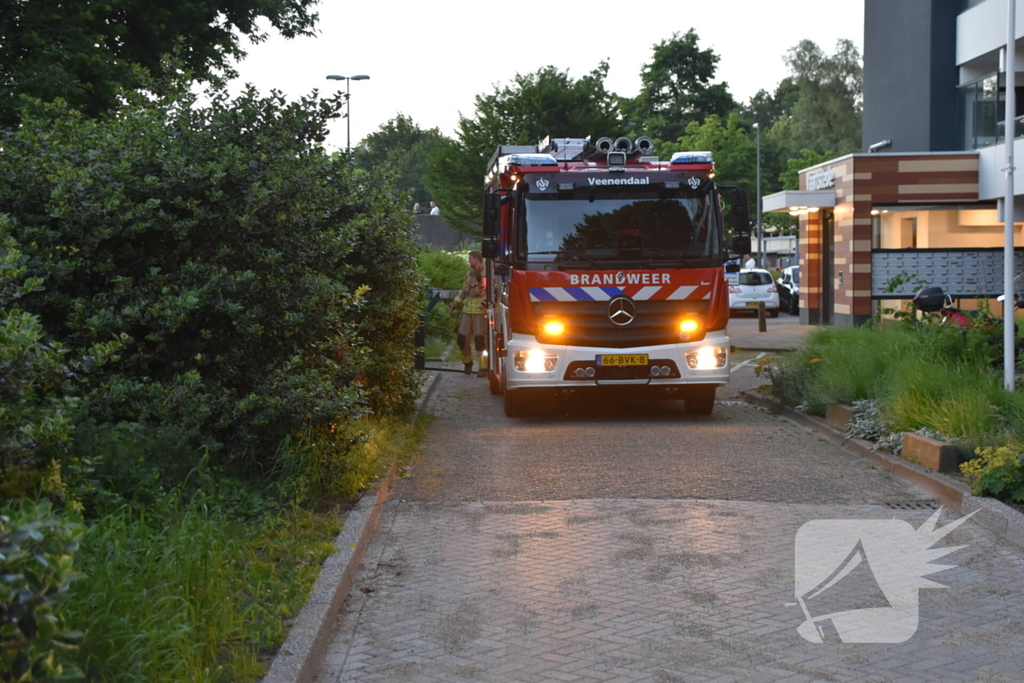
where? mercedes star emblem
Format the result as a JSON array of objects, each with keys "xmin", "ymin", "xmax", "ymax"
[{"xmin": 608, "ymin": 296, "xmax": 636, "ymax": 326}]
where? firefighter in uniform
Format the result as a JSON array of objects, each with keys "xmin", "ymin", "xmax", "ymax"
[{"xmin": 449, "ymin": 250, "xmax": 488, "ymax": 377}]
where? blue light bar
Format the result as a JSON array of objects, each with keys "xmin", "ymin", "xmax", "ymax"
[
  {"xmin": 670, "ymin": 151, "xmax": 714, "ymax": 164},
  {"xmin": 504, "ymin": 154, "xmax": 558, "ymax": 167}
]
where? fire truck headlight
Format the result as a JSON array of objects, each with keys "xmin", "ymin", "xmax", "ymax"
[
  {"xmin": 515, "ymin": 349, "xmax": 558, "ymax": 373},
  {"xmin": 542, "ymin": 319, "xmax": 566, "ymax": 337},
  {"xmin": 685, "ymin": 346, "xmax": 727, "ymax": 370}
]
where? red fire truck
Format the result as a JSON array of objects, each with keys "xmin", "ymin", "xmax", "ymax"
[{"xmin": 480, "ymin": 136, "xmax": 751, "ymax": 417}]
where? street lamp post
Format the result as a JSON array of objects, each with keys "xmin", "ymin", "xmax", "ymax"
[
  {"xmin": 326, "ymin": 74, "xmax": 370, "ymax": 154},
  {"xmin": 753, "ymin": 122, "xmax": 762, "ymax": 267}
]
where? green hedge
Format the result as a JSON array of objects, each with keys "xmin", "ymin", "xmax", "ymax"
[{"xmin": 0, "ymin": 81, "xmax": 422, "ymax": 479}]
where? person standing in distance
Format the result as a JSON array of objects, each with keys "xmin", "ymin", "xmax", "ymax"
[
  {"xmin": 429, "ymin": 201, "xmax": 440, "ymax": 216},
  {"xmin": 449, "ymin": 251, "xmax": 487, "ymax": 377},
  {"xmin": 743, "ymin": 253, "xmax": 756, "ymax": 269},
  {"xmin": 412, "ymin": 202, "xmax": 422, "ymax": 214}
]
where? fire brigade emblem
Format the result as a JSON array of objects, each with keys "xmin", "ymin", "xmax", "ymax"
[
  {"xmin": 608, "ymin": 296, "xmax": 636, "ymax": 326},
  {"xmin": 688, "ymin": 177, "xmax": 701, "ymax": 189},
  {"xmin": 615, "ymin": 271, "xmax": 626, "ymax": 284},
  {"xmin": 535, "ymin": 178, "xmax": 549, "ymax": 191}
]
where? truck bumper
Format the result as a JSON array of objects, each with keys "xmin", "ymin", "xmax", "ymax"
[{"xmin": 503, "ymin": 330, "xmax": 730, "ymax": 393}]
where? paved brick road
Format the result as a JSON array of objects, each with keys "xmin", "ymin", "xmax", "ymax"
[{"xmin": 316, "ymin": 366, "xmax": 1024, "ymax": 682}]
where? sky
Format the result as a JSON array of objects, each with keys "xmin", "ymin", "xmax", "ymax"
[{"xmin": 228, "ymin": 0, "xmax": 865, "ymax": 151}]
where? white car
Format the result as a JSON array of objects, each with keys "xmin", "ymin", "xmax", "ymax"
[{"xmin": 728, "ymin": 268, "xmax": 780, "ymax": 317}]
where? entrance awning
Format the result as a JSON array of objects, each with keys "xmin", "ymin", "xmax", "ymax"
[{"xmin": 762, "ymin": 190, "xmax": 836, "ymax": 213}]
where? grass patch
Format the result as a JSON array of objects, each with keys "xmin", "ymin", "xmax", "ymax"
[
  {"xmin": 67, "ymin": 498, "xmax": 339, "ymax": 682},
  {"xmin": 765, "ymin": 324, "xmax": 1024, "ymax": 503},
  {"xmin": 58, "ymin": 415, "xmax": 425, "ymax": 682},
  {"xmin": 424, "ymin": 335, "xmax": 449, "ymax": 358},
  {"xmin": 766, "ymin": 323, "xmax": 1021, "ymax": 450}
]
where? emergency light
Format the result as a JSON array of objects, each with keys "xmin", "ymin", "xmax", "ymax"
[{"xmin": 670, "ymin": 151, "xmax": 714, "ymax": 164}]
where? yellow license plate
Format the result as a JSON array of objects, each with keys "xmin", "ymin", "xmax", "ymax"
[
  {"xmin": 596, "ymin": 354, "xmax": 649, "ymax": 367},
  {"xmin": 746, "ymin": 302, "xmax": 760, "ymax": 307}
]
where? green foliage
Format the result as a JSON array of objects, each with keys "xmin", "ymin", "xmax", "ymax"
[
  {"xmin": 0, "ymin": 0, "xmax": 319, "ymax": 127},
  {"xmin": 845, "ymin": 400, "xmax": 906, "ymax": 454},
  {"xmin": 275, "ymin": 416, "xmax": 424, "ymax": 504},
  {"xmin": 64, "ymin": 493, "xmax": 337, "ymax": 682},
  {"xmin": 66, "ymin": 421, "xmax": 200, "ymax": 510},
  {"xmin": 418, "ymin": 250, "xmax": 468, "ymax": 290},
  {"xmin": 353, "ymin": 115, "xmax": 447, "ymax": 208},
  {"xmin": 623, "ymin": 30, "xmax": 737, "ymax": 142},
  {"xmin": 765, "ymin": 325, "xmax": 1024, "ymax": 453},
  {"xmin": 961, "ymin": 446, "xmax": 1024, "ymax": 502},
  {"xmin": 425, "ymin": 64, "xmax": 623, "ymax": 230},
  {"xmin": 0, "ymin": 230, "xmax": 81, "ymax": 479},
  {"xmin": 779, "ymin": 149, "xmax": 835, "ymax": 191},
  {"xmin": 0, "ymin": 78, "xmax": 422, "ymax": 475},
  {"xmin": 662, "ymin": 114, "xmax": 757, "ymax": 194},
  {"xmin": 0, "ymin": 500, "xmax": 84, "ymax": 681},
  {"xmin": 770, "ymin": 40, "xmax": 862, "ymax": 158},
  {"xmin": 738, "ymin": 79, "xmax": 800, "ymax": 131}
]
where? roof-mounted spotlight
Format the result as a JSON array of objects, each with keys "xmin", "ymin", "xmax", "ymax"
[
  {"xmin": 606, "ymin": 151, "xmax": 627, "ymax": 169},
  {"xmin": 868, "ymin": 139, "xmax": 892, "ymax": 153}
]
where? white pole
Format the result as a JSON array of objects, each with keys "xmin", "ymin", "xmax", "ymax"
[
  {"xmin": 755, "ymin": 123, "xmax": 762, "ymax": 267},
  {"xmin": 1005, "ymin": 0, "xmax": 1017, "ymax": 391}
]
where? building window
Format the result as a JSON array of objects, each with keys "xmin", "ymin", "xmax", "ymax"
[{"xmin": 959, "ymin": 73, "xmax": 1024, "ymax": 150}]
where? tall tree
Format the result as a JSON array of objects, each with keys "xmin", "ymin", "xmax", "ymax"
[
  {"xmin": 738, "ymin": 78, "xmax": 800, "ymax": 131},
  {"xmin": 353, "ymin": 114, "xmax": 447, "ymax": 208},
  {"xmin": 0, "ymin": 0, "xmax": 318, "ymax": 127},
  {"xmin": 425, "ymin": 64, "xmax": 623, "ymax": 230},
  {"xmin": 662, "ymin": 114, "xmax": 757, "ymax": 192},
  {"xmin": 771, "ymin": 39, "xmax": 862, "ymax": 157},
  {"xmin": 623, "ymin": 30, "xmax": 737, "ymax": 143}
]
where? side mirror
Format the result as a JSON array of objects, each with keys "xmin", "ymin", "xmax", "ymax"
[
  {"xmin": 730, "ymin": 234, "xmax": 751, "ymax": 256},
  {"xmin": 483, "ymin": 193, "xmax": 502, "ymax": 237},
  {"xmin": 481, "ymin": 238, "xmax": 500, "ymax": 260},
  {"xmin": 730, "ymin": 188, "xmax": 751, "ymax": 233}
]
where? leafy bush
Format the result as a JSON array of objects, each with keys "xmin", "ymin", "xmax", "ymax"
[
  {"xmin": 844, "ymin": 399, "xmax": 905, "ymax": 454},
  {"xmin": 424, "ymin": 303, "xmax": 456, "ymax": 342},
  {"xmin": 0, "ymin": 79, "xmax": 422, "ymax": 476},
  {"xmin": 0, "ymin": 500, "xmax": 84, "ymax": 681},
  {"xmin": 419, "ymin": 250, "xmax": 468, "ymax": 289},
  {"xmin": 960, "ymin": 445, "xmax": 1024, "ymax": 502},
  {"xmin": 0, "ymin": 233, "xmax": 78, "ymax": 478}
]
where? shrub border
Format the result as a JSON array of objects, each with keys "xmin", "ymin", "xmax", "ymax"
[
  {"xmin": 262, "ymin": 370, "xmax": 443, "ymax": 683},
  {"xmin": 742, "ymin": 390, "xmax": 1024, "ymax": 552}
]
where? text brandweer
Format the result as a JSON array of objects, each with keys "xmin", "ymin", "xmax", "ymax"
[{"xmin": 568, "ymin": 273, "xmax": 671, "ymax": 285}]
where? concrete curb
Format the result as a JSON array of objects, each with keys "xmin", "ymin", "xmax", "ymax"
[
  {"xmin": 262, "ymin": 370, "xmax": 443, "ymax": 683},
  {"xmin": 741, "ymin": 390, "xmax": 1024, "ymax": 552}
]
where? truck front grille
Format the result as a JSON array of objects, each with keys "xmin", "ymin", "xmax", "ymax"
[{"xmin": 533, "ymin": 300, "xmax": 709, "ymax": 348}]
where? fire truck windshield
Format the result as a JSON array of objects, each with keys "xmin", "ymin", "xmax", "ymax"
[{"xmin": 522, "ymin": 192, "xmax": 720, "ymax": 265}]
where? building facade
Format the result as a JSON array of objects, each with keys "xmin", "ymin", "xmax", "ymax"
[{"xmin": 766, "ymin": 0, "xmax": 1024, "ymax": 327}]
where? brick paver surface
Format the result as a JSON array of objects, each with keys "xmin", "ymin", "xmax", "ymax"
[
  {"xmin": 315, "ymin": 368, "xmax": 1024, "ymax": 682},
  {"xmin": 318, "ymin": 500, "xmax": 1024, "ymax": 682}
]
